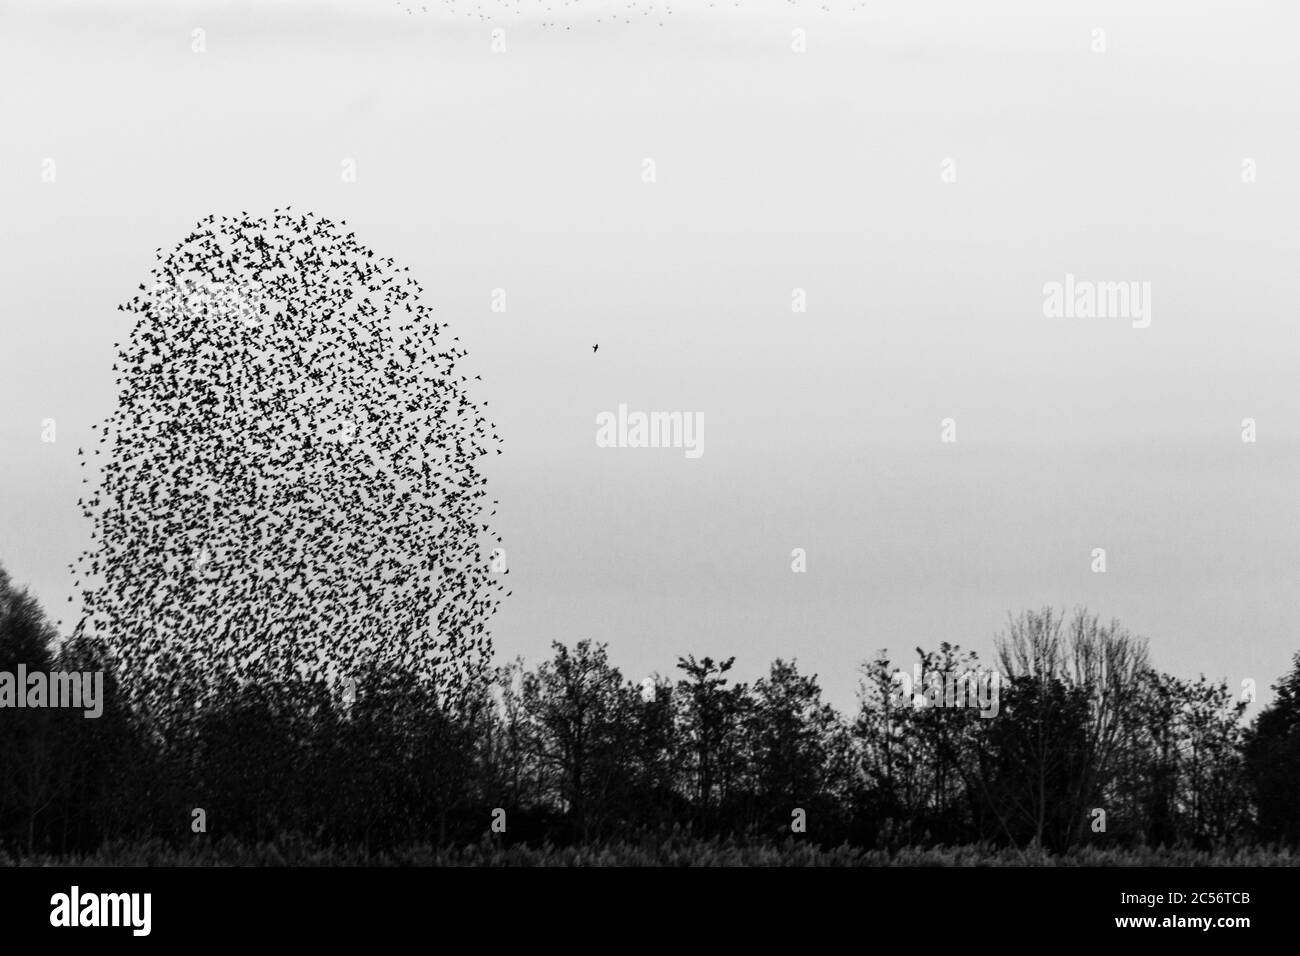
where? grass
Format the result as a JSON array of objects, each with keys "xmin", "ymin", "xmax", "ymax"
[{"xmin": 4, "ymin": 838, "xmax": 1297, "ymax": 867}]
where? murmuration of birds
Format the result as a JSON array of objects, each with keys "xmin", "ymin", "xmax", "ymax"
[
  {"xmin": 395, "ymin": 0, "xmax": 676, "ymax": 27},
  {"xmin": 393, "ymin": 0, "xmax": 863, "ymax": 29},
  {"xmin": 72, "ymin": 209, "xmax": 508, "ymax": 723}
]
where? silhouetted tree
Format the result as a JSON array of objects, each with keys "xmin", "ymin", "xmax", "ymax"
[
  {"xmin": 746, "ymin": 659, "xmax": 852, "ymax": 839},
  {"xmin": 521, "ymin": 640, "xmax": 631, "ymax": 841},
  {"xmin": 675, "ymin": 655, "xmax": 747, "ymax": 830},
  {"xmin": 1244, "ymin": 653, "xmax": 1300, "ymax": 843},
  {"xmin": 993, "ymin": 607, "xmax": 1149, "ymax": 848}
]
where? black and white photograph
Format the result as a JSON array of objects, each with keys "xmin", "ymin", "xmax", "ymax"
[{"xmin": 0, "ymin": 0, "xmax": 1295, "ymax": 941}]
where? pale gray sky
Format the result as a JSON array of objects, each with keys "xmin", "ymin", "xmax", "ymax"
[{"xmin": 1, "ymin": 0, "xmax": 1297, "ymax": 710}]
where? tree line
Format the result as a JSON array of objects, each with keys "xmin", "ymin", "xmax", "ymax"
[{"xmin": 2, "ymin": 560, "xmax": 1299, "ymax": 856}]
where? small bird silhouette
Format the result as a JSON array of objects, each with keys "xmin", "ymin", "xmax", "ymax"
[{"xmin": 592, "ymin": 344, "xmax": 599, "ymax": 353}]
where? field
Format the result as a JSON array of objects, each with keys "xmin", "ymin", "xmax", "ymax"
[{"xmin": 4, "ymin": 839, "xmax": 1297, "ymax": 867}]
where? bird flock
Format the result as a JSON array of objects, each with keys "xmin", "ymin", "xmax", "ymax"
[
  {"xmin": 396, "ymin": 0, "xmax": 677, "ymax": 27},
  {"xmin": 73, "ymin": 209, "xmax": 507, "ymax": 718},
  {"xmin": 394, "ymin": 0, "xmax": 857, "ymax": 28}
]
